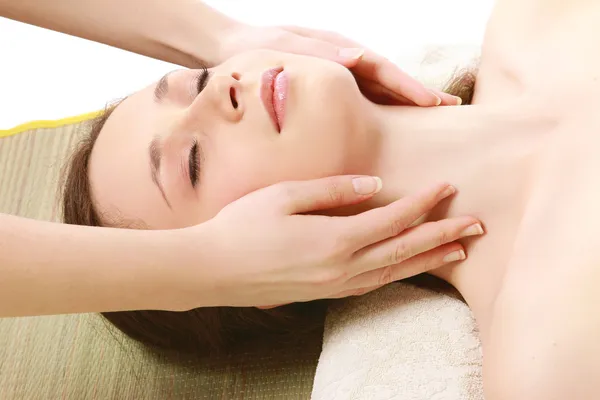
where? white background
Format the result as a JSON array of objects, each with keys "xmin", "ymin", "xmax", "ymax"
[{"xmin": 0, "ymin": 0, "xmax": 494, "ymax": 129}]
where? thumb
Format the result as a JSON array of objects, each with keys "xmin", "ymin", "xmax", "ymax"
[{"xmin": 271, "ymin": 175, "xmax": 383, "ymax": 215}]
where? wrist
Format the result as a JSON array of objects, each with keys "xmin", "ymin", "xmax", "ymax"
[
  {"xmin": 165, "ymin": 1, "xmax": 243, "ymax": 68},
  {"xmin": 141, "ymin": 221, "xmax": 225, "ymax": 311},
  {"xmin": 0, "ymin": 216, "xmax": 214, "ymax": 316}
]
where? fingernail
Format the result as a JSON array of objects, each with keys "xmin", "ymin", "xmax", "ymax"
[
  {"xmin": 440, "ymin": 185, "xmax": 456, "ymax": 199},
  {"xmin": 454, "ymin": 96, "xmax": 463, "ymax": 105},
  {"xmin": 339, "ymin": 48, "xmax": 364, "ymax": 60},
  {"xmin": 429, "ymin": 90, "xmax": 442, "ymax": 106},
  {"xmin": 352, "ymin": 176, "xmax": 382, "ymax": 195},
  {"xmin": 460, "ymin": 223, "xmax": 484, "ymax": 238},
  {"xmin": 443, "ymin": 249, "xmax": 466, "ymax": 263}
]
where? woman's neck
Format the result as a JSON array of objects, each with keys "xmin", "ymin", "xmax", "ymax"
[
  {"xmin": 340, "ymin": 98, "xmax": 557, "ymax": 220},
  {"xmin": 334, "ymin": 96, "xmax": 558, "ymax": 315}
]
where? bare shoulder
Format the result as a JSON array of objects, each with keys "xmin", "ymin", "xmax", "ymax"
[
  {"xmin": 483, "ymin": 0, "xmax": 598, "ymax": 51},
  {"xmin": 480, "ymin": 139, "xmax": 600, "ymax": 397},
  {"xmin": 482, "ymin": 253, "xmax": 600, "ymax": 400},
  {"xmin": 476, "ymin": 0, "xmax": 600, "ymax": 102}
]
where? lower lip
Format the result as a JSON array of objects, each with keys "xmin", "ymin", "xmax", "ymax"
[
  {"xmin": 260, "ymin": 68, "xmax": 288, "ymax": 132},
  {"xmin": 273, "ymin": 71, "xmax": 288, "ymax": 131}
]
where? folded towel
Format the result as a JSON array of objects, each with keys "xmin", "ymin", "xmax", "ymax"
[{"xmin": 311, "ymin": 281, "xmax": 483, "ymax": 400}]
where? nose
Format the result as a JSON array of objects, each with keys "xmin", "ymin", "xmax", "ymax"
[{"xmin": 206, "ymin": 73, "xmax": 243, "ymax": 123}]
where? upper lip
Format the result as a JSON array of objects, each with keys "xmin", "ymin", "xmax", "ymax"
[{"xmin": 260, "ymin": 67, "xmax": 284, "ymax": 132}]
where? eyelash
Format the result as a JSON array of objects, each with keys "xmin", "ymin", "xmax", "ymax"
[
  {"xmin": 189, "ymin": 139, "xmax": 201, "ymax": 188},
  {"xmin": 194, "ymin": 66, "xmax": 210, "ymax": 95},
  {"xmin": 188, "ymin": 66, "xmax": 209, "ymax": 187}
]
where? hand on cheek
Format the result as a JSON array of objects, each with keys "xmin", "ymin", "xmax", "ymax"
[
  {"xmin": 176, "ymin": 177, "xmax": 484, "ymax": 311},
  {"xmin": 219, "ymin": 24, "xmax": 462, "ymax": 107}
]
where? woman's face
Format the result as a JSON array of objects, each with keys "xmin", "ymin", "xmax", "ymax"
[{"xmin": 89, "ymin": 50, "xmax": 369, "ymax": 228}]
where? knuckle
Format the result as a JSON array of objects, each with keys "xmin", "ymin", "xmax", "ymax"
[
  {"xmin": 436, "ymin": 228, "xmax": 449, "ymax": 246},
  {"xmin": 390, "ymin": 241, "xmax": 412, "ymax": 264},
  {"xmin": 313, "ymin": 268, "xmax": 347, "ymax": 287},
  {"xmin": 390, "ymin": 218, "xmax": 408, "ymax": 237},
  {"xmin": 320, "ymin": 232, "xmax": 351, "ymax": 262},
  {"xmin": 321, "ymin": 247, "xmax": 340, "ymax": 266},
  {"xmin": 332, "ymin": 232, "xmax": 354, "ymax": 256},
  {"xmin": 273, "ymin": 182, "xmax": 298, "ymax": 205},
  {"xmin": 378, "ymin": 265, "xmax": 394, "ymax": 286},
  {"xmin": 327, "ymin": 182, "xmax": 344, "ymax": 204}
]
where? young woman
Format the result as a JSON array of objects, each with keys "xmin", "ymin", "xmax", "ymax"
[
  {"xmin": 0, "ymin": 0, "xmax": 460, "ymax": 318},
  {"xmin": 62, "ymin": 0, "xmax": 600, "ymax": 398}
]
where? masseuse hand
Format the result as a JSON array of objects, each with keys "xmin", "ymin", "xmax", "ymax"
[
  {"xmin": 219, "ymin": 24, "xmax": 461, "ymax": 107},
  {"xmin": 170, "ymin": 177, "xmax": 483, "ymax": 311}
]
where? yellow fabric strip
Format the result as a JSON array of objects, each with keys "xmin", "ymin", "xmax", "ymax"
[{"xmin": 0, "ymin": 111, "xmax": 103, "ymax": 138}]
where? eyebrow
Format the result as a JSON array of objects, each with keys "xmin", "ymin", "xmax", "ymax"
[
  {"xmin": 153, "ymin": 71, "xmax": 173, "ymax": 103},
  {"xmin": 148, "ymin": 136, "xmax": 172, "ymax": 209}
]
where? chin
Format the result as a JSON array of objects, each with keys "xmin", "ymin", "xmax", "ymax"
[{"xmin": 294, "ymin": 67, "xmax": 364, "ymax": 128}]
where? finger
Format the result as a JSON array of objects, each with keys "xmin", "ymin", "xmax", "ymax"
[
  {"xmin": 281, "ymin": 25, "xmax": 362, "ymax": 49},
  {"xmin": 266, "ymin": 175, "xmax": 383, "ymax": 215},
  {"xmin": 358, "ymin": 80, "xmax": 462, "ymax": 107},
  {"xmin": 352, "ymin": 55, "xmax": 443, "ymax": 107},
  {"xmin": 326, "ymin": 284, "xmax": 384, "ymax": 299},
  {"xmin": 280, "ymin": 25, "xmax": 444, "ymax": 106},
  {"xmin": 271, "ymin": 33, "xmax": 363, "ymax": 66},
  {"xmin": 342, "ymin": 182, "xmax": 456, "ymax": 248},
  {"xmin": 356, "ymin": 78, "xmax": 415, "ymax": 106},
  {"xmin": 352, "ymin": 216, "xmax": 483, "ymax": 275},
  {"xmin": 344, "ymin": 242, "xmax": 466, "ymax": 290},
  {"xmin": 280, "ymin": 25, "xmax": 445, "ymax": 106},
  {"xmin": 279, "ymin": 26, "xmax": 366, "ymax": 67},
  {"xmin": 430, "ymin": 88, "xmax": 462, "ymax": 105}
]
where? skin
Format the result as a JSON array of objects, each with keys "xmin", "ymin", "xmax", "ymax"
[
  {"xmin": 0, "ymin": 0, "xmax": 456, "ymax": 318},
  {"xmin": 90, "ymin": 0, "xmax": 600, "ymax": 398},
  {"xmin": 90, "ymin": 50, "xmax": 376, "ymax": 228},
  {"xmin": 0, "ymin": 0, "xmax": 458, "ymax": 320}
]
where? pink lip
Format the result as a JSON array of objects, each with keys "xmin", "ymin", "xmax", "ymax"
[{"xmin": 260, "ymin": 67, "xmax": 288, "ymax": 132}]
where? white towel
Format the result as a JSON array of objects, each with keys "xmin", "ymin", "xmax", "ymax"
[{"xmin": 311, "ymin": 282, "xmax": 483, "ymax": 400}]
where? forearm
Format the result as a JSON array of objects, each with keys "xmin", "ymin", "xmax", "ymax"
[
  {"xmin": 0, "ymin": 0, "xmax": 239, "ymax": 67},
  {"xmin": 0, "ymin": 213, "xmax": 213, "ymax": 317}
]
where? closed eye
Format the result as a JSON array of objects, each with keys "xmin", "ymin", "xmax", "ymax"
[
  {"xmin": 189, "ymin": 139, "xmax": 201, "ymax": 187},
  {"xmin": 195, "ymin": 67, "xmax": 211, "ymax": 95}
]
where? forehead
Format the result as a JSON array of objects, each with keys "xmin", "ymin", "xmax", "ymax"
[{"xmin": 88, "ymin": 82, "xmax": 174, "ymax": 227}]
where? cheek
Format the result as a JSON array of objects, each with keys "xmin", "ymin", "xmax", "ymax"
[
  {"xmin": 206, "ymin": 153, "xmax": 347, "ymax": 213},
  {"xmin": 198, "ymin": 146, "xmax": 279, "ymax": 215},
  {"xmin": 196, "ymin": 120, "xmax": 354, "ymax": 219},
  {"xmin": 199, "ymin": 152, "xmax": 329, "ymax": 217},
  {"xmin": 209, "ymin": 168, "xmax": 266, "ymax": 207}
]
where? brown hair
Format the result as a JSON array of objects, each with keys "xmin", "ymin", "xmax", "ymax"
[
  {"xmin": 60, "ymin": 68, "xmax": 477, "ymax": 356},
  {"xmin": 61, "ymin": 103, "xmax": 326, "ymax": 356}
]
